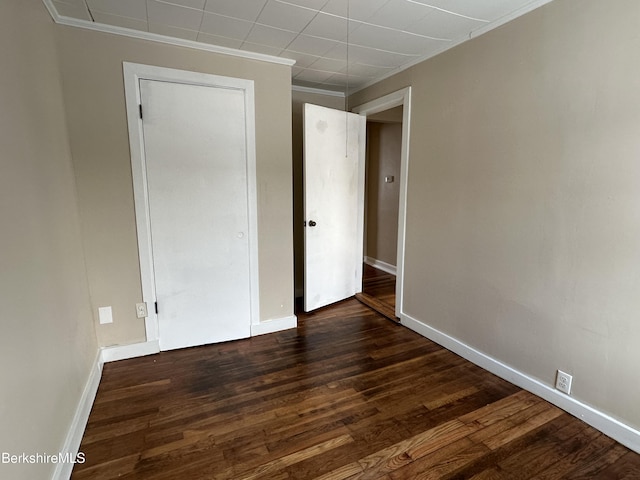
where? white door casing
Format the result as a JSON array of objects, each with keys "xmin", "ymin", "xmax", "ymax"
[
  {"xmin": 124, "ymin": 63, "xmax": 259, "ymax": 350},
  {"xmin": 353, "ymin": 87, "xmax": 412, "ymax": 319},
  {"xmin": 303, "ymin": 103, "xmax": 366, "ymax": 312}
]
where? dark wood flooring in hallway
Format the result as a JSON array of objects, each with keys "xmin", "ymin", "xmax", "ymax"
[
  {"xmin": 357, "ymin": 263, "xmax": 398, "ymax": 322},
  {"xmin": 73, "ymin": 299, "xmax": 640, "ymax": 479}
]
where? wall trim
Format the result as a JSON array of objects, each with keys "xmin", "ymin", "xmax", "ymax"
[
  {"xmin": 401, "ymin": 313, "xmax": 640, "ymax": 454},
  {"xmin": 40, "ymin": 0, "xmax": 295, "ymax": 67},
  {"xmin": 364, "ymin": 256, "xmax": 397, "ymax": 275},
  {"xmin": 51, "ymin": 352, "xmax": 102, "ymax": 480},
  {"xmin": 100, "ymin": 340, "xmax": 161, "ymax": 364},
  {"xmin": 251, "ymin": 315, "xmax": 298, "ymax": 336},
  {"xmin": 292, "ymin": 85, "xmax": 345, "ymax": 98}
]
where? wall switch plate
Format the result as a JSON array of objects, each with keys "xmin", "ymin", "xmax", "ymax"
[
  {"xmin": 555, "ymin": 370, "xmax": 572, "ymax": 395},
  {"xmin": 135, "ymin": 302, "xmax": 148, "ymax": 318},
  {"xmin": 98, "ymin": 306, "xmax": 113, "ymax": 324}
]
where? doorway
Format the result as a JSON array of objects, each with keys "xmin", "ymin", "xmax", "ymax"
[
  {"xmin": 353, "ymin": 87, "xmax": 412, "ymax": 322},
  {"xmin": 360, "ymin": 107, "xmax": 403, "ymax": 320}
]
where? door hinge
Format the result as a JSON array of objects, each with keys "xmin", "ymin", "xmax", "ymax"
[
  {"xmin": 139, "ymin": 104, "xmax": 143, "ymax": 120},
  {"xmin": 154, "ymin": 301, "xmax": 158, "ymax": 314}
]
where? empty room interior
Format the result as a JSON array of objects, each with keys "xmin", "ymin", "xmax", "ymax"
[{"xmin": 2, "ymin": 0, "xmax": 640, "ymax": 478}]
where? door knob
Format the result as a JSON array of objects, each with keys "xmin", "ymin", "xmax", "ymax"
[{"xmin": 308, "ymin": 220, "xmax": 317, "ymax": 227}]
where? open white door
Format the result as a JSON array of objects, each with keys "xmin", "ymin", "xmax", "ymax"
[{"xmin": 303, "ymin": 103, "xmax": 366, "ymax": 312}]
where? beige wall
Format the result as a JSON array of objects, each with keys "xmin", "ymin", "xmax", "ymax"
[
  {"xmin": 292, "ymin": 90, "xmax": 345, "ymax": 296},
  {"xmin": 351, "ymin": 0, "xmax": 640, "ymax": 430},
  {"xmin": 0, "ymin": 1, "xmax": 97, "ymax": 478},
  {"xmin": 366, "ymin": 121, "xmax": 402, "ymax": 266},
  {"xmin": 56, "ymin": 27, "xmax": 294, "ymax": 346}
]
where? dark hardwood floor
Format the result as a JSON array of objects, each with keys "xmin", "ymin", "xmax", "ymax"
[
  {"xmin": 73, "ymin": 299, "xmax": 640, "ymax": 479},
  {"xmin": 362, "ymin": 264, "xmax": 396, "ymax": 309},
  {"xmin": 357, "ymin": 264, "xmax": 398, "ymax": 322}
]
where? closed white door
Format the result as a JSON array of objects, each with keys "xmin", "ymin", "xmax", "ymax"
[
  {"xmin": 303, "ymin": 103, "xmax": 366, "ymax": 311},
  {"xmin": 140, "ymin": 79, "xmax": 252, "ymax": 351}
]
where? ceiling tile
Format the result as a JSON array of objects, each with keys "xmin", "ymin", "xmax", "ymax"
[
  {"xmin": 240, "ymin": 42, "xmax": 284, "ymax": 56},
  {"xmin": 245, "ymin": 24, "xmax": 298, "ymax": 49},
  {"xmin": 349, "ymin": 23, "xmax": 443, "ymax": 54},
  {"xmin": 294, "ymin": 68, "xmax": 335, "ymax": 83},
  {"xmin": 346, "ymin": 44, "xmax": 413, "ymax": 68},
  {"xmin": 323, "ymin": 43, "xmax": 347, "ymax": 61},
  {"xmin": 273, "ymin": 0, "xmax": 329, "ymax": 11},
  {"xmin": 203, "ymin": 0, "xmax": 268, "ymax": 21},
  {"xmin": 343, "ymin": 62, "xmax": 395, "ymax": 78},
  {"xmin": 292, "ymin": 66, "xmax": 305, "ymax": 76},
  {"xmin": 91, "ymin": 11, "xmax": 149, "ymax": 30},
  {"xmin": 285, "ymin": 34, "xmax": 338, "ymax": 56},
  {"xmin": 196, "ymin": 31, "xmax": 243, "ymax": 48},
  {"xmin": 86, "ymin": 0, "xmax": 147, "ymax": 20},
  {"xmin": 149, "ymin": 22, "xmax": 198, "ymax": 40},
  {"xmin": 147, "ymin": 1, "xmax": 203, "ymax": 30},
  {"xmin": 301, "ymin": 12, "xmax": 353, "ymax": 42},
  {"xmin": 257, "ymin": 0, "xmax": 318, "ymax": 32},
  {"xmin": 321, "ymin": 0, "xmax": 388, "ymax": 21},
  {"xmin": 200, "ymin": 12, "xmax": 253, "ymax": 39},
  {"xmin": 405, "ymin": 9, "xmax": 484, "ymax": 40},
  {"xmin": 365, "ymin": 0, "xmax": 431, "ymax": 30},
  {"xmin": 308, "ymin": 56, "xmax": 346, "ymax": 72},
  {"xmin": 409, "ymin": 0, "xmax": 530, "ymax": 22},
  {"xmin": 324, "ymin": 72, "xmax": 370, "ymax": 89},
  {"xmin": 161, "ymin": 0, "xmax": 206, "ymax": 9},
  {"xmin": 53, "ymin": 1, "xmax": 92, "ymax": 20}
]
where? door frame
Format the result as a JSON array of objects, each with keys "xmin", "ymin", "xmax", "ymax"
[
  {"xmin": 352, "ymin": 87, "xmax": 412, "ymax": 319},
  {"xmin": 123, "ymin": 62, "xmax": 260, "ymax": 343}
]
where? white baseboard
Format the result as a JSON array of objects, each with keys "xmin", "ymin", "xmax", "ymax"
[
  {"xmin": 52, "ymin": 352, "xmax": 103, "ymax": 480},
  {"xmin": 100, "ymin": 340, "xmax": 160, "ymax": 363},
  {"xmin": 364, "ymin": 256, "xmax": 397, "ymax": 276},
  {"xmin": 401, "ymin": 313, "xmax": 640, "ymax": 454},
  {"xmin": 99, "ymin": 317, "xmax": 300, "ymax": 361},
  {"xmin": 251, "ymin": 315, "xmax": 297, "ymax": 336}
]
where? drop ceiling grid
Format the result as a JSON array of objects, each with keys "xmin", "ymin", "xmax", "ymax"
[{"xmin": 47, "ymin": 0, "xmax": 550, "ymax": 91}]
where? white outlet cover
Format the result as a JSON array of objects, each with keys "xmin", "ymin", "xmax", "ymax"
[
  {"xmin": 98, "ymin": 306, "xmax": 113, "ymax": 324},
  {"xmin": 136, "ymin": 302, "xmax": 148, "ymax": 318},
  {"xmin": 555, "ymin": 370, "xmax": 572, "ymax": 395}
]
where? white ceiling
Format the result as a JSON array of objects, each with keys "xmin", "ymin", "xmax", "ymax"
[{"xmin": 47, "ymin": 0, "xmax": 552, "ymax": 92}]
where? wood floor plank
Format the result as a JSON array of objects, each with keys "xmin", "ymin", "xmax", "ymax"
[
  {"xmin": 72, "ymin": 298, "xmax": 640, "ymax": 479},
  {"xmin": 389, "ymin": 438, "xmax": 489, "ymax": 480}
]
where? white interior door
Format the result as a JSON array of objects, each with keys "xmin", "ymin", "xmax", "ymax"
[
  {"xmin": 303, "ymin": 103, "xmax": 366, "ymax": 311},
  {"xmin": 140, "ymin": 79, "xmax": 252, "ymax": 351}
]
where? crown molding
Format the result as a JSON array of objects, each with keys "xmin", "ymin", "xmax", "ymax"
[
  {"xmin": 41, "ymin": 0, "xmax": 296, "ymax": 67},
  {"xmin": 292, "ymin": 85, "xmax": 345, "ymax": 98}
]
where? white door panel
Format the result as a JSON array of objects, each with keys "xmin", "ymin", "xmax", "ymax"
[
  {"xmin": 303, "ymin": 103, "xmax": 366, "ymax": 312},
  {"xmin": 140, "ymin": 79, "xmax": 251, "ymax": 350}
]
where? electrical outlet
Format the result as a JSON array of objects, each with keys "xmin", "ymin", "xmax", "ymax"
[
  {"xmin": 555, "ymin": 370, "xmax": 572, "ymax": 395},
  {"xmin": 135, "ymin": 302, "xmax": 148, "ymax": 318}
]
